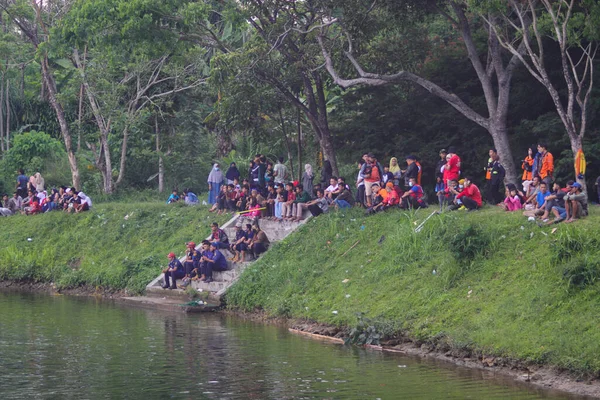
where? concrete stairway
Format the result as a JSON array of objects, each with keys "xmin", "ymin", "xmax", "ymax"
[{"xmin": 144, "ymin": 214, "xmax": 309, "ymax": 304}]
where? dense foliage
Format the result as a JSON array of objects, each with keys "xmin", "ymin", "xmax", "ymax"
[{"xmin": 0, "ymin": 0, "xmax": 598, "ymax": 196}]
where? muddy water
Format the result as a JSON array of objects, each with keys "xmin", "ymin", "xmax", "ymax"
[{"xmin": 0, "ymin": 292, "xmax": 580, "ymax": 399}]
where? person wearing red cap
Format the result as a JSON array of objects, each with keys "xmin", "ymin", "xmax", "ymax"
[{"xmin": 162, "ymin": 252, "xmax": 184, "ymax": 289}]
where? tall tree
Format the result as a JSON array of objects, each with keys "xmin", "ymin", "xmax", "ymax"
[
  {"xmin": 477, "ymin": 0, "xmax": 600, "ymax": 187},
  {"xmin": 317, "ymin": 0, "xmax": 527, "ymax": 183},
  {"xmin": 0, "ymin": 0, "xmax": 80, "ymax": 188}
]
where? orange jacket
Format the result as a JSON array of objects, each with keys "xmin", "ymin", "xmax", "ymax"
[
  {"xmin": 522, "ymin": 156, "xmax": 533, "ymax": 181},
  {"xmin": 539, "ymin": 152, "xmax": 554, "ymax": 179}
]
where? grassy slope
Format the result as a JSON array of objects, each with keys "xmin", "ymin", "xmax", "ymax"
[
  {"xmin": 226, "ymin": 206, "xmax": 600, "ymax": 375},
  {"xmin": 0, "ymin": 202, "xmax": 228, "ymax": 294}
]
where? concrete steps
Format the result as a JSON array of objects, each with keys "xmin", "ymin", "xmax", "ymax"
[{"xmin": 145, "ymin": 213, "xmax": 310, "ymax": 305}]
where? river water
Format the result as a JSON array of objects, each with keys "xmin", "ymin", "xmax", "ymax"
[{"xmin": 0, "ymin": 291, "xmax": 580, "ymax": 399}]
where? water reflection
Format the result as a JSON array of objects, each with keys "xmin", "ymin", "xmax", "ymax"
[{"xmin": 0, "ymin": 291, "xmax": 581, "ymax": 399}]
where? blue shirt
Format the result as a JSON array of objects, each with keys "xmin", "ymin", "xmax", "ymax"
[
  {"xmin": 166, "ymin": 194, "xmax": 179, "ymax": 204},
  {"xmin": 536, "ymin": 191, "xmax": 550, "ymax": 207},
  {"xmin": 168, "ymin": 259, "xmax": 183, "ymax": 272},
  {"xmin": 210, "ymin": 250, "xmax": 227, "ymax": 270},
  {"xmin": 17, "ymin": 174, "xmax": 28, "ymax": 189}
]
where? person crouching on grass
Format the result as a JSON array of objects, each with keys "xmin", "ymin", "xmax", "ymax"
[{"xmin": 162, "ymin": 252, "xmax": 184, "ymax": 290}]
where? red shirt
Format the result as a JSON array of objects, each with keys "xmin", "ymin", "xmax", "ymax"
[
  {"xmin": 456, "ymin": 184, "xmax": 482, "ymax": 207},
  {"xmin": 446, "ymin": 155, "xmax": 461, "ymax": 181}
]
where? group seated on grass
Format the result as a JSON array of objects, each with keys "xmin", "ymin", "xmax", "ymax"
[
  {"xmin": 0, "ymin": 170, "xmax": 92, "ymax": 217},
  {"xmin": 161, "ymin": 221, "xmax": 270, "ymax": 289},
  {"xmin": 201, "ymin": 144, "xmax": 590, "ymax": 225}
]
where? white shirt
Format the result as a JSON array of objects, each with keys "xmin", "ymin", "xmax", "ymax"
[
  {"xmin": 325, "ymin": 184, "xmax": 339, "ymax": 193},
  {"xmin": 273, "ymin": 163, "xmax": 287, "ymax": 184}
]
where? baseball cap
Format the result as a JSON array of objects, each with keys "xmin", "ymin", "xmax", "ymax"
[
  {"xmin": 186, "ymin": 242, "xmax": 196, "ymax": 248},
  {"xmin": 572, "ymin": 182, "xmax": 582, "ymax": 189},
  {"xmin": 439, "ymin": 149, "xmax": 447, "ymax": 154},
  {"xmin": 167, "ymin": 252, "xmax": 176, "ymax": 258}
]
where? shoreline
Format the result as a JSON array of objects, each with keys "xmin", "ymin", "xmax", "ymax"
[
  {"xmin": 225, "ymin": 309, "xmax": 600, "ymax": 399},
  {"xmin": 2, "ymin": 281, "xmax": 600, "ymax": 398}
]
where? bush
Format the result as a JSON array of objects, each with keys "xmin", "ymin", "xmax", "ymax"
[
  {"xmin": 448, "ymin": 224, "xmax": 491, "ymax": 261},
  {"xmin": 562, "ymin": 255, "xmax": 600, "ymax": 289}
]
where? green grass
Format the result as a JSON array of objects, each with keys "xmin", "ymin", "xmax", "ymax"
[
  {"xmin": 0, "ymin": 200, "xmax": 228, "ymax": 294},
  {"xmin": 226, "ymin": 205, "xmax": 600, "ymax": 376}
]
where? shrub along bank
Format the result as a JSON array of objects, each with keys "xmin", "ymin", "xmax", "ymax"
[
  {"xmin": 226, "ymin": 207, "xmax": 600, "ymax": 376},
  {"xmin": 0, "ymin": 202, "xmax": 227, "ymax": 294}
]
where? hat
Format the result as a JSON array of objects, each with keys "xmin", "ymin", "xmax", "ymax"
[
  {"xmin": 372, "ymin": 182, "xmax": 380, "ymax": 187},
  {"xmin": 367, "ymin": 152, "xmax": 375, "ymax": 158},
  {"xmin": 187, "ymin": 242, "xmax": 196, "ymax": 248},
  {"xmin": 572, "ymin": 182, "xmax": 582, "ymax": 189},
  {"xmin": 448, "ymin": 146, "xmax": 457, "ymax": 154},
  {"xmin": 65, "ymin": 188, "xmax": 72, "ymax": 194},
  {"xmin": 386, "ymin": 182, "xmax": 394, "ymax": 188},
  {"xmin": 406, "ymin": 155, "xmax": 416, "ymax": 160},
  {"xmin": 439, "ymin": 149, "xmax": 447, "ymax": 154},
  {"xmin": 167, "ymin": 252, "xmax": 176, "ymax": 258},
  {"xmin": 459, "ymin": 179, "xmax": 465, "ymax": 185}
]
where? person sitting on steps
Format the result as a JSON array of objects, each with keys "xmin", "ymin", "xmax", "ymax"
[
  {"xmin": 210, "ymin": 222, "xmax": 229, "ymax": 249},
  {"xmin": 250, "ymin": 224, "xmax": 270, "ymax": 258},
  {"xmin": 199, "ymin": 243, "xmax": 228, "ymax": 283},
  {"xmin": 162, "ymin": 252, "xmax": 184, "ymax": 289},
  {"xmin": 230, "ymin": 224, "xmax": 248, "ymax": 263}
]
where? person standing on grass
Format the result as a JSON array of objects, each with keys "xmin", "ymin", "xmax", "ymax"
[
  {"xmin": 207, "ymin": 163, "xmax": 224, "ymax": 205},
  {"xmin": 274, "ymin": 157, "xmax": 288, "ymax": 186},
  {"xmin": 455, "ymin": 177, "xmax": 482, "ymax": 211},
  {"xmin": 302, "ymin": 164, "xmax": 314, "ymax": 198},
  {"xmin": 488, "ymin": 150, "xmax": 505, "ymax": 205},
  {"xmin": 356, "ymin": 159, "xmax": 366, "ymax": 207},
  {"xmin": 522, "ymin": 147, "xmax": 534, "ymax": 183},
  {"xmin": 435, "ymin": 149, "xmax": 447, "ymax": 184},
  {"xmin": 361, "ymin": 153, "xmax": 383, "ymax": 208},
  {"xmin": 537, "ymin": 143, "xmax": 554, "ymax": 187},
  {"xmin": 444, "ymin": 147, "xmax": 461, "ymax": 186},
  {"xmin": 389, "ymin": 157, "xmax": 402, "ymax": 185},
  {"xmin": 162, "ymin": 252, "xmax": 184, "ymax": 289},
  {"xmin": 403, "ymin": 155, "xmax": 419, "ymax": 189},
  {"xmin": 16, "ymin": 169, "xmax": 28, "ymax": 199},
  {"xmin": 225, "ymin": 162, "xmax": 240, "ymax": 185}
]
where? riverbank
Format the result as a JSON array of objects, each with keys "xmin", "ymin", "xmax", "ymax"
[
  {"xmin": 3, "ymin": 201, "xmax": 600, "ymax": 397},
  {"xmin": 0, "ymin": 202, "xmax": 228, "ymax": 295},
  {"xmin": 225, "ymin": 206, "xmax": 600, "ymax": 390}
]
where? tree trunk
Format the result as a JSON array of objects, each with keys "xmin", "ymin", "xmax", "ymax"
[
  {"xmin": 99, "ymin": 128, "xmax": 113, "ymax": 194},
  {"xmin": 115, "ymin": 125, "xmax": 128, "ymax": 188},
  {"xmin": 155, "ymin": 114, "xmax": 165, "ymax": 193},
  {"xmin": 0, "ymin": 77, "xmax": 4, "ymax": 154},
  {"xmin": 216, "ymin": 127, "xmax": 233, "ymax": 157},
  {"xmin": 297, "ymin": 109, "xmax": 302, "ymax": 182},
  {"xmin": 278, "ymin": 107, "xmax": 294, "ymax": 180},
  {"xmin": 5, "ymin": 79, "xmax": 10, "ymax": 151},
  {"xmin": 41, "ymin": 56, "xmax": 80, "ymax": 189},
  {"xmin": 489, "ymin": 121, "xmax": 517, "ymax": 184}
]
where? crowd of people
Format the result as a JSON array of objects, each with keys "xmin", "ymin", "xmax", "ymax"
[
  {"xmin": 0, "ymin": 169, "xmax": 92, "ymax": 217},
  {"xmin": 194, "ymin": 144, "xmax": 589, "ymax": 225},
  {"xmin": 161, "ymin": 221, "xmax": 270, "ymax": 289}
]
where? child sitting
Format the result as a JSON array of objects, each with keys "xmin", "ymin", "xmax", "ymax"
[{"xmin": 503, "ymin": 188, "xmax": 522, "ymax": 211}]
